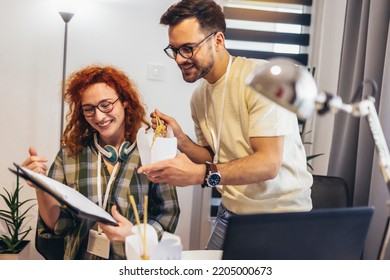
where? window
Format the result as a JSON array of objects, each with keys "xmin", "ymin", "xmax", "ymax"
[{"xmin": 223, "ymin": 0, "xmax": 313, "ymax": 65}]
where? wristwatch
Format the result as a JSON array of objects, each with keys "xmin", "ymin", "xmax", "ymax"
[{"xmin": 202, "ymin": 162, "xmax": 221, "ymax": 188}]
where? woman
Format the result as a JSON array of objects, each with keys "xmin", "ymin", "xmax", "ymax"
[{"xmin": 22, "ymin": 65, "xmax": 180, "ymax": 259}]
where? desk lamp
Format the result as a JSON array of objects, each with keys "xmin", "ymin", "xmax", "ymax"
[{"xmin": 246, "ymin": 58, "xmax": 390, "ymax": 260}]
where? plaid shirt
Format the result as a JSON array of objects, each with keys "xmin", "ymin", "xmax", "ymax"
[{"xmin": 36, "ymin": 144, "xmax": 180, "ymax": 260}]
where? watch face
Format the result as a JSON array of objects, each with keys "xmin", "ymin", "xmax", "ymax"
[{"xmin": 208, "ymin": 173, "xmax": 221, "ymax": 186}]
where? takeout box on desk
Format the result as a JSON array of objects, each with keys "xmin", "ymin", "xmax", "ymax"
[{"xmin": 125, "ymin": 223, "xmax": 182, "ymax": 260}]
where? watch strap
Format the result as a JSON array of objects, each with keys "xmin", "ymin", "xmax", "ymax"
[
  {"xmin": 201, "ymin": 162, "xmax": 210, "ymax": 188},
  {"xmin": 209, "ymin": 162, "xmax": 218, "ymax": 173}
]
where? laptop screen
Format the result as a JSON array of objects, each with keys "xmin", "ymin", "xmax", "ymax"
[{"xmin": 222, "ymin": 207, "xmax": 374, "ymax": 260}]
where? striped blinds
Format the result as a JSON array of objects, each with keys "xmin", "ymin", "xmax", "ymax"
[{"xmin": 223, "ymin": 0, "xmax": 313, "ymax": 65}]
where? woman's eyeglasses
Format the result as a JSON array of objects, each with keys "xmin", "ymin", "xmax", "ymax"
[{"xmin": 81, "ymin": 98, "xmax": 119, "ymax": 117}]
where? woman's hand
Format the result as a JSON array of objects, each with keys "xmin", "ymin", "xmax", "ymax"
[
  {"xmin": 98, "ymin": 205, "xmax": 134, "ymax": 242},
  {"xmin": 21, "ymin": 146, "xmax": 48, "ymax": 187},
  {"xmin": 21, "ymin": 146, "xmax": 60, "ymax": 229}
]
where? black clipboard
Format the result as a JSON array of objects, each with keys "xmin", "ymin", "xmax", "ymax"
[{"xmin": 9, "ymin": 163, "xmax": 118, "ymax": 226}]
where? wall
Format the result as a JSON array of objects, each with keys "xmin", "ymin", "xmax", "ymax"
[
  {"xmin": 307, "ymin": 0, "xmax": 347, "ymax": 175},
  {"xmin": 0, "ymin": 0, "xmax": 201, "ymax": 259}
]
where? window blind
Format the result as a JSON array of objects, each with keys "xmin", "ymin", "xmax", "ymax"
[{"xmin": 223, "ymin": 0, "xmax": 313, "ymax": 65}]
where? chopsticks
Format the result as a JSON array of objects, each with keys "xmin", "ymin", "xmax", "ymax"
[{"xmin": 129, "ymin": 194, "xmax": 149, "ymax": 260}]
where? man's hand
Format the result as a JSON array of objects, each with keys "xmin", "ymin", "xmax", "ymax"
[
  {"xmin": 137, "ymin": 153, "xmax": 205, "ymax": 187},
  {"xmin": 151, "ymin": 109, "xmax": 186, "ymax": 142}
]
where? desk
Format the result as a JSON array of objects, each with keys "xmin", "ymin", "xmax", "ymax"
[{"xmin": 181, "ymin": 250, "xmax": 222, "ymax": 260}]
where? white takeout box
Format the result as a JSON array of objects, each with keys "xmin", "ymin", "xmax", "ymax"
[
  {"xmin": 125, "ymin": 223, "xmax": 182, "ymax": 260},
  {"xmin": 136, "ymin": 126, "xmax": 177, "ymax": 165}
]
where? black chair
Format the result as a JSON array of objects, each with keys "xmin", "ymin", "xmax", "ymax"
[{"xmin": 311, "ymin": 175, "xmax": 350, "ymax": 209}]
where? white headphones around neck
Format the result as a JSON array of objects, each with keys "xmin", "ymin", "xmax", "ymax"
[{"xmin": 94, "ymin": 133, "xmax": 136, "ymax": 164}]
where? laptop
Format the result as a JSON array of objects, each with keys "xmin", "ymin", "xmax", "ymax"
[{"xmin": 222, "ymin": 206, "xmax": 374, "ymax": 260}]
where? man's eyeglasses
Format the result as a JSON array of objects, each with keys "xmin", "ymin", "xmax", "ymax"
[
  {"xmin": 164, "ymin": 32, "xmax": 216, "ymax": 60},
  {"xmin": 81, "ymin": 98, "xmax": 120, "ymax": 117}
]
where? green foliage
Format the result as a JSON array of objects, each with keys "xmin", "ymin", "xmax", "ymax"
[
  {"xmin": 0, "ymin": 173, "xmax": 36, "ymax": 254},
  {"xmin": 300, "ymin": 126, "xmax": 324, "ymax": 171},
  {"xmin": 306, "ymin": 153, "xmax": 325, "ymax": 171}
]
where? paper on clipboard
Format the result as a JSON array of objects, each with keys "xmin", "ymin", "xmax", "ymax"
[{"xmin": 9, "ymin": 164, "xmax": 118, "ymax": 226}]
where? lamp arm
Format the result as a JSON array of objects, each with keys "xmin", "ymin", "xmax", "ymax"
[
  {"xmin": 329, "ymin": 97, "xmax": 390, "ymax": 190},
  {"xmin": 361, "ymin": 99, "xmax": 390, "ymax": 191},
  {"xmin": 362, "ymin": 100, "xmax": 390, "ymax": 260}
]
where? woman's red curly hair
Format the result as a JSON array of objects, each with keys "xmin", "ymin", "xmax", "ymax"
[{"xmin": 62, "ymin": 65, "xmax": 150, "ymax": 157}]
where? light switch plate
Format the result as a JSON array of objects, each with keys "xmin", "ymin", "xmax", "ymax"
[{"xmin": 147, "ymin": 64, "xmax": 165, "ymax": 81}]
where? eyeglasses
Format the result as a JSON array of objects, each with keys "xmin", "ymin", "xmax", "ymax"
[
  {"xmin": 164, "ymin": 32, "xmax": 216, "ymax": 59},
  {"xmin": 81, "ymin": 98, "xmax": 120, "ymax": 117}
]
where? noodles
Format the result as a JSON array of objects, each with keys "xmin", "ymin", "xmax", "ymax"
[{"xmin": 151, "ymin": 115, "xmax": 166, "ymax": 147}]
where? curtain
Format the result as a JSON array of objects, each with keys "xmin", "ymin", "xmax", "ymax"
[
  {"xmin": 365, "ymin": 19, "xmax": 390, "ymax": 260},
  {"xmin": 327, "ymin": 0, "xmax": 390, "ymax": 259}
]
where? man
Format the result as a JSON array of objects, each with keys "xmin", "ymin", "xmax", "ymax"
[{"xmin": 138, "ymin": 0, "xmax": 312, "ymax": 249}]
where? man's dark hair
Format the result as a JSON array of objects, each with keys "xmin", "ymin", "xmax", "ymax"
[{"xmin": 160, "ymin": 0, "xmax": 226, "ymax": 34}]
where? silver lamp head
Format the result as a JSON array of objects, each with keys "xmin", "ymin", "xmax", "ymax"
[{"xmin": 246, "ymin": 58, "xmax": 318, "ymax": 120}]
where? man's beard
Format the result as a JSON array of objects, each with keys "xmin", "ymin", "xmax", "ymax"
[{"xmin": 181, "ymin": 57, "xmax": 214, "ymax": 83}]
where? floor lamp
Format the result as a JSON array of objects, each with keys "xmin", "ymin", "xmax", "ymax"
[{"xmin": 59, "ymin": 12, "xmax": 74, "ymax": 146}]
